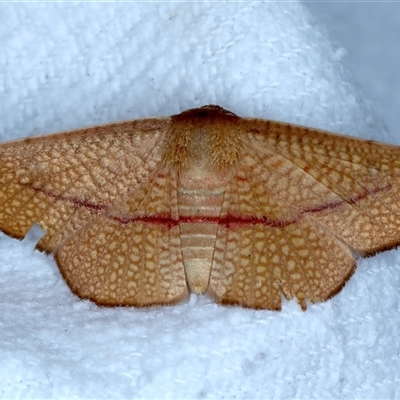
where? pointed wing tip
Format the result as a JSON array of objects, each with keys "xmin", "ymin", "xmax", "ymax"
[{"xmin": 309, "ymin": 260, "xmax": 358, "ymax": 306}]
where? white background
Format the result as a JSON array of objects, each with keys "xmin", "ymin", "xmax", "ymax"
[
  {"xmin": 307, "ymin": 1, "xmax": 400, "ymax": 144},
  {"xmin": 0, "ymin": 2, "xmax": 399, "ymax": 399}
]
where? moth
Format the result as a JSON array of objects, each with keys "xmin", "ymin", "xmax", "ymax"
[{"xmin": 1, "ymin": 105, "xmax": 399, "ymax": 310}]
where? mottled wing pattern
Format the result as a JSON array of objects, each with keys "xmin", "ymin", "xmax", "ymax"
[
  {"xmin": 0, "ymin": 119, "xmax": 188, "ymax": 306},
  {"xmin": 209, "ymin": 119, "xmax": 400, "ymax": 310},
  {"xmin": 56, "ymin": 171, "xmax": 188, "ymax": 306},
  {"xmin": 2, "ymin": 105, "xmax": 400, "ymax": 310}
]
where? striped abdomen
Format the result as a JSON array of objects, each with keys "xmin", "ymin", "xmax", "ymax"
[{"xmin": 178, "ymin": 174, "xmax": 226, "ymax": 293}]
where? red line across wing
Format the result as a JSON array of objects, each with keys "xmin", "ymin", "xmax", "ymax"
[{"xmin": 25, "ymin": 183, "xmax": 391, "ymax": 229}]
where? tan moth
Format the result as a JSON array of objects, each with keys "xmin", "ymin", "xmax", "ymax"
[{"xmin": 1, "ymin": 105, "xmax": 400, "ymax": 310}]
